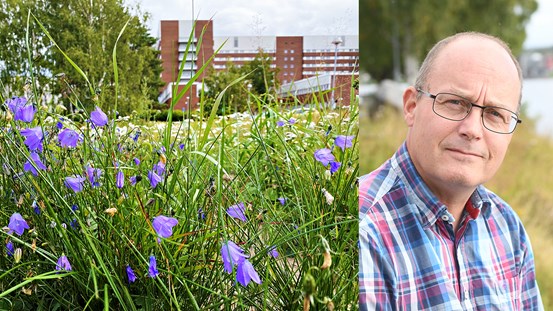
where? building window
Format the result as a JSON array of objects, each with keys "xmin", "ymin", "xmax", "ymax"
[
  {"xmin": 291, "ymin": 49, "xmax": 295, "ymax": 53},
  {"xmin": 234, "ymin": 37, "xmax": 239, "ymax": 48},
  {"xmin": 290, "ymin": 57, "xmax": 294, "ymax": 61},
  {"xmin": 284, "ymin": 65, "xmax": 288, "ymax": 68},
  {"xmin": 284, "ymin": 57, "xmax": 288, "ymax": 61},
  {"xmin": 284, "ymin": 49, "xmax": 288, "ymax": 54},
  {"xmin": 290, "ymin": 64, "xmax": 294, "ymax": 68}
]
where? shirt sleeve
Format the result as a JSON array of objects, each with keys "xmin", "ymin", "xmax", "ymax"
[
  {"xmin": 518, "ymin": 229, "xmax": 544, "ymax": 310},
  {"xmin": 359, "ymin": 220, "xmax": 395, "ymax": 311}
]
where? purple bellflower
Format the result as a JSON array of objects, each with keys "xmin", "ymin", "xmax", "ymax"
[
  {"xmin": 23, "ymin": 152, "xmax": 47, "ymax": 176},
  {"xmin": 148, "ymin": 255, "xmax": 159, "ymax": 278},
  {"xmin": 15, "ymin": 104, "xmax": 36, "ymax": 123},
  {"xmin": 277, "ymin": 197, "xmax": 286, "ymax": 206},
  {"xmin": 330, "ymin": 161, "xmax": 341, "ymax": 174},
  {"xmin": 148, "ymin": 170, "xmax": 162, "ymax": 188},
  {"xmin": 126, "ymin": 265, "xmax": 137, "ymax": 283},
  {"xmin": 116, "ymin": 170, "xmax": 124, "ymax": 188},
  {"xmin": 58, "ymin": 128, "xmax": 82, "ymax": 148},
  {"xmin": 90, "ymin": 106, "xmax": 108, "ymax": 127},
  {"xmin": 153, "ymin": 161, "xmax": 165, "ymax": 175},
  {"xmin": 6, "ymin": 241, "xmax": 14, "ymax": 256},
  {"xmin": 268, "ymin": 246, "xmax": 279, "ymax": 258},
  {"xmin": 6, "ymin": 97, "xmax": 27, "ymax": 114},
  {"xmin": 221, "ymin": 240, "xmax": 248, "ymax": 273},
  {"xmin": 334, "ymin": 135, "xmax": 355, "ymax": 152},
  {"xmin": 198, "ymin": 208, "xmax": 205, "ymax": 220},
  {"xmin": 86, "ymin": 166, "xmax": 102, "ymax": 188},
  {"xmin": 314, "ymin": 148, "xmax": 335, "ymax": 167},
  {"xmin": 65, "ymin": 176, "xmax": 86, "ymax": 193},
  {"xmin": 32, "ymin": 200, "xmax": 41, "ymax": 215},
  {"xmin": 276, "ymin": 120, "xmax": 285, "ymax": 127},
  {"xmin": 20, "ymin": 126, "xmax": 44, "ymax": 152},
  {"xmin": 152, "ymin": 215, "xmax": 178, "ymax": 238},
  {"xmin": 132, "ymin": 130, "xmax": 141, "ymax": 142},
  {"xmin": 56, "ymin": 255, "xmax": 72, "ymax": 272},
  {"xmin": 226, "ymin": 202, "xmax": 247, "ymax": 222},
  {"xmin": 236, "ymin": 259, "xmax": 262, "ymax": 287},
  {"xmin": 8, "ymin": 213, "xmax": 30, "ymax": 236}
]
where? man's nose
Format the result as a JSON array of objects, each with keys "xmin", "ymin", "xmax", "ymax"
[{"xmin": 457, "ymin": 105, "xmax": 484, "ymax": 139}]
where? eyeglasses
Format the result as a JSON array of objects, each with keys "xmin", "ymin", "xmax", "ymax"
[{"xmin": 416, "ymin": 89, "xmax": 522, "ymax": 134}]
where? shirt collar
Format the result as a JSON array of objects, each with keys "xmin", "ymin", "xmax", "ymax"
[{"xmin": 391, "ymin": 142, "xmax": 491, "ymax": 227}]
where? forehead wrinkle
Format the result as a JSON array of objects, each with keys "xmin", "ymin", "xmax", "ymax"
[{"xmin": 440, "ymin": 86, "xmax": 513, "ymax": 110}]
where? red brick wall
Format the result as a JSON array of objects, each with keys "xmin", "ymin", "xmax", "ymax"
[
  {"xmin": 195, "ymin": 20, "xmax": 214, "ymax": 81},
  {"xmin": 275, "ymin": 37, "xmax": 303, "ymax": 83},
  {"xmin": 159, "ymin": 21, "xmax": 179, "ymax": 89}
]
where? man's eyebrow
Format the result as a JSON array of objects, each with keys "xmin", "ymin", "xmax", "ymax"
[{"xmin": 446, "ymin": 89, "xmax": 512, "ymax": 109}]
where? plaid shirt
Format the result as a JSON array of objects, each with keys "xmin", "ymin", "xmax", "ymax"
[{"xmin": 359, "ymin": 142, "xmax": 543, "ymax": 310}]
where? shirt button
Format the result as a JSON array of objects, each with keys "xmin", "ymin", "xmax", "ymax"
[{"xmin": 441, "ymin": 215, "xmax": 449, "ymax": 222}]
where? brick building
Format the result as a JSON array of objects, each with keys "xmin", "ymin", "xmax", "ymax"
[{"xmin": 157, "ymin": 20, "xmax": 359, "ymax": 110}]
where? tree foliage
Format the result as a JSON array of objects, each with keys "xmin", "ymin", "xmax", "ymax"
[
  {"xmin": 202, "ymin": 51, "xmax": 278, "ymax": 116},
  {"xmin": 360, "ymin": 0, "xmax": 539, "ymax": 81},
  {"xmin": 0, "ymin": 0, "xmax": 163, "ymax": 116}
]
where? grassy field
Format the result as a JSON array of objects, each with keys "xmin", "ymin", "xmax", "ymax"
[
  {"xmin": 0, "ymin": 96, "xmax": 359, "ymax": 309},
  {"xmin": 360, "ymin": 104, "xmax": 553, "ymax": 309}
]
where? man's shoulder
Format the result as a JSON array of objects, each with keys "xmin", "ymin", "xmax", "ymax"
[
  {"xmin": 481, "ymin": 187, "xmax": 518, "ymax": 217},
  {"xmin": 359, "ymin": 160, "xmax": 398, "ymax": 207},
  {"xmin": 479, "ymin": 186, "xmax": 527, "ymax": 234},
  {"xmin": 359, "ymin": 160, "xmax": 411, "ymax": 220}
]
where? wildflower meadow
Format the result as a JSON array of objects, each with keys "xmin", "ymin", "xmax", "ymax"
[{"xmin": 0, "ymin": 18, "xmax": 359, "ymax": 310}]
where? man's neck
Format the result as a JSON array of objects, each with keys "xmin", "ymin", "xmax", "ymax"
[{"xmin": 431, "ymin": 185, "xmax": 475, "ymax": 233}]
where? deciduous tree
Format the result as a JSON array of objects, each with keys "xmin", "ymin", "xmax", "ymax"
[{"xmin": 360, "ymin": 0, "xmax": 538, "ymax": 81}]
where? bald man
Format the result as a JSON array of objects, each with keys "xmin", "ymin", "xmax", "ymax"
[{"xmin": 359, "ymin": 32, "xmax": 543, "ymax": 310}]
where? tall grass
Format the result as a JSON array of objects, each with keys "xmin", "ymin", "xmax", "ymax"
[
  {"xmin": 0, "ymin": 17, "xmax": 359, "ymax": 310},
  {"xmin": 361, "ymin": 104, "xmax": 553, "ymax": 309}
]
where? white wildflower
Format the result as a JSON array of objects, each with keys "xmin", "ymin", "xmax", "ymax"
[{"xmin": 321, "ymin": 188, "xmax": 334, "ymax": 205}]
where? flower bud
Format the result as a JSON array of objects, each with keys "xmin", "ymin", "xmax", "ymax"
[
  {"xmin": 321, "ymin": 188, "xmax": 334, "ymax": 205},
  {"xmin": 104, "ymin": 208, "xmax": 117, "ymax": 217},
  {"xmin": 321, "ymin": 251, "xmax": 332, "ymax": 270},
  {"xmin": 14, "ymin": 248, "xmax": 22, "ymax": 263},
  {"xmin": 319, "ymin": 235, "xmax": 332, "ymax": 269},
  {"xmin": 303, "ymin": 296, "xmax": 311, "ymax": 311},
  {"xmin": 302, "ymin": 273, "xmax": 316, "ymax": 296}
]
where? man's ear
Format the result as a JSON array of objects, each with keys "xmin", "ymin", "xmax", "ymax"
[{"xmin": 403, "ymin": 87, "xmax": 418, "ymax": 127}]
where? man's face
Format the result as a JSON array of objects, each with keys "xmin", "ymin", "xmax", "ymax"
[{"xmin": 403, "ymin": 37, "xmax": 521, "ymax": 197}]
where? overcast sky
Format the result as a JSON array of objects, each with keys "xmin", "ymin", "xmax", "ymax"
[
  {"xmin": 524, "ymin": 0, "xmax": 553, "ymax": 48},
  {"xmin": 125, "ymin": 0, "xmax": 551, "ymax": 49},
  {"xmin": 125, "ymin": 0, "xmax": 358, "ymax": 38}
]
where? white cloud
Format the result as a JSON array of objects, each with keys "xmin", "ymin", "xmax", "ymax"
[{"xmin": 126, "ymin": 0, "xmax": 358, "ymax": 38}]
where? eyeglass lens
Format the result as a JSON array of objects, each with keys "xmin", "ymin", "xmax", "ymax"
[{"xmin": 432, "ymin": 93, "xmax": 518, "ymax": 133}]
